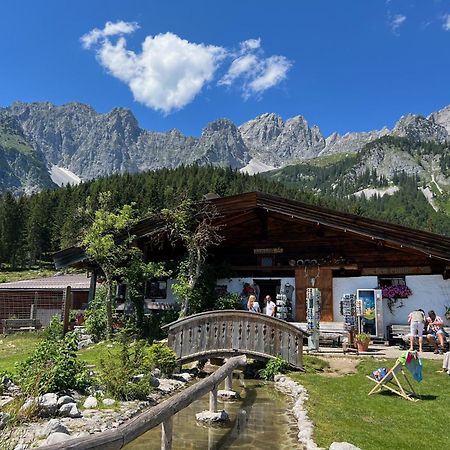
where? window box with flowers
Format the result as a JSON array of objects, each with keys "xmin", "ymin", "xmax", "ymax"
[{"xmin": 381, "ymin": 284, "xmax": 413, "ymax": 313}]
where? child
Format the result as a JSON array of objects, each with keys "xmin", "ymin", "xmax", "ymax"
[{"xmin": 408, "ymin": 309, "xmax": 426, "ymax": 353}]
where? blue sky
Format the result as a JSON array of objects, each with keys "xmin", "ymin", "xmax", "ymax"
[{"xmin": 1, "ymin": 0, "xmax": 450, "ymax": 137}]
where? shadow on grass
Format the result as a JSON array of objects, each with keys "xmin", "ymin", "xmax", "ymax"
[{"xmin": 377, "ymin": 391, "xmax": 438, "ymax": 401}]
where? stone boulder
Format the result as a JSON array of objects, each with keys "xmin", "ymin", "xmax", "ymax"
[
  {"xmin": 57, "ymin": 395, "xmax": 75, "ymax": 407},
  {"xmin": 83, "ymin": 396, "xmax": 98, "ymax": 409},
  {"xmin": 195, "ymin": 410, "xmax": 229, "ymax": 424},
  {"xmin": 329, "ymin": 443, "xmax": 361, "ymax": 450},
  {"xmin": 59, "ymin": 403, "xmax": 81, "ymax": 418},
  {"xmin": 43, "ymin": 419, "xmax": 69, "ymax": 437},
  {"xmin": 217, "ymin": 389, "xmax": 240, "ymax": 400},
  {"xmin": 172, "ymin": 373, "xmax": 192, "ymax": 383},
  {"xmin": 149, "ymin": 375, "xmax": 160, "ymax": 387},
  {"xmin": 157, "ymin": 379, "xmax": 184, "ymax": 394},
  {"xmin": 102, "ymin": 398, "xmax": 116, "ymax": 407},
  {"xmin": 0, "ymin": 412, "xmax": 11, "ymax": 429},
  {"xmin": 45, "ymin": 432, "xmax": 72, "ymax": 445},
  {"xmin": 38, "ymin": 393, "xmax": 58, "ymax": 417}
]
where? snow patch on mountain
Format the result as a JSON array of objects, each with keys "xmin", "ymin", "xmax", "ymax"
[
  {"xmin": 240, "ymin": 158, "xmax": 276, "ymax": 175},
  {"xmin": 49, "ymin": 165, "xmax": 82, "ymax": 186},
  {"xmin": 352, "ymin": 186, "xmax": 399, "ymax": 199}
]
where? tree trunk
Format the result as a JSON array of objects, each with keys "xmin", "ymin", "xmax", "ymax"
[{"xmin": 105, "ymin": 274, "xmax": 114, "ymax": 340}]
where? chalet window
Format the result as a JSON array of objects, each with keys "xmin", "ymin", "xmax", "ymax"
[
  {"xmin": 145, "ymin": 279, "xmax": 167, "ymax": 299},
  {"xmin": 377, "ymin": 276, "xmax": 406, "ymax": 288},
  {"xmin": 257, "ymin": 256, "xmax": 274, "ymax": 267}
]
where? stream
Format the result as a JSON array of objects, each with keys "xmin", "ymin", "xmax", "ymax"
[{"xmin": 124, "ymin": 379, "xmax": 301, "ymax": 450}]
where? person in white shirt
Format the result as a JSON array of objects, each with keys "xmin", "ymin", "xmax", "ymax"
[
  {"xmin": 247, "ymin": 294, "xmax": 261, "ymax": 313},
  {"xmin": 408, "ymin": 309, "xmax": 425, "ymax": 352},
  {"xmin": 265, "ymin": 295, "xmax": 276, "ymax": 317}
]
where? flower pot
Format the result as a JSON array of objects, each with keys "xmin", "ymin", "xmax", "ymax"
[{"xmin": 356, "ymin": 341, "xmax": 369, "ymax": 352}]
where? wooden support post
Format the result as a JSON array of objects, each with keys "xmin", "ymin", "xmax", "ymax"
[
  {"xmin": 30, "ymin": 292, "xmax": 37, "ymax": 320},
  {"xmin": 224, "ymin": 372, "xmax": 233, "ymax": 391},
  {"xmin": 62, "ymin": 286, "xmax": 72, "ymax": 335},
  {"xmin": 88, "ymin": 270, "xmax": 97, "ymax": 303},
  {"xmin": 161, "ymin": 417, "xmax": 173, "ymax": 450},
  {"xmin": 209, "ymin": 386, "xmax": 218, "ymax": 413}
]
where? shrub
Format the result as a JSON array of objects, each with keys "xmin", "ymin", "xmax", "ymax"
[
  {"xmin": 216, "ymin": 293, "xmax": 244, "ymax": 310},
  {"xmin": 259, "ymin": 357, "xmax": 289, "ymax": 381},
  {"xmin": 17, "ymin": 329, "xmax": 90, "ymax": 395},
  {"xmin": 98, "ymin": 338, "xmax": 152, "ymax": 401},
  {"xmin": 146, "ymin": 343, "xmax": 177, "ymax": 377},
  {"xmin": 43, "ymin": 314, "xmax": 64, "ymax": 339},
  {"xmin": 84, "ymin": 285, "xmax": 107, "ymax": 342}
]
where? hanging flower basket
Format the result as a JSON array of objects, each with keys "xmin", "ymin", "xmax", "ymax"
[{"xmin": 381, "ymin": 285, "xmax": 412, "ymax": 313}]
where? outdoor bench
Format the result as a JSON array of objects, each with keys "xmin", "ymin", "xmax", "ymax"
[
  {"xmin": 296, "ymin": 322, "xmax": 346, "ymax": 347},
  {"xmin": 1, "ymin": 318, "xmax": 42, "ymax": 334},
  {"xmin": 387, "ymin": 324, "xmax": 450, "ymax": 351}
]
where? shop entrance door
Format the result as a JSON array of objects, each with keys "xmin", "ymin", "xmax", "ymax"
[{"xmin": 254, "ymin": 279, "xmax": 280, "ymax": 312}]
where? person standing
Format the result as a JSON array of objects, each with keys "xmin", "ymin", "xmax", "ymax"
[
  {"xmin": 247, "ymin": 294, "xmax": 261, "ymax": 313},
  {"xmin": 408, "ymin": 308, "xmax": 425, "ymax": 353},
  {"xmin": 265, "ymin": 295, "xmax": 276, "ymax": 317},
  {"xmin": 426, "ymin": 310, "xmax": 447, "ymax": 354}
]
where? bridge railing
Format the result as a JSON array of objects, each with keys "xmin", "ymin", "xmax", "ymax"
[
  {"xmin": 38, "ymin": 355, "xmax": 247, "ymax": 450},
  {"xmin": 162, "ymin": 310, "xmax": 305, "ymax": 369}
]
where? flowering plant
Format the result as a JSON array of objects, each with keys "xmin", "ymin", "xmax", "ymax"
[
  {"xmin": 381, "ymin": 285, "xmax": 412, "ymax": 300},
  {"xmin": 380, "ymin": 284, "xmax": 412, "ymax": 313}
]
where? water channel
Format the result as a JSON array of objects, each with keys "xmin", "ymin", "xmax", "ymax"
[{"xmin": 124, "ymin": 379, "xmax": 301, "ymax": 450}]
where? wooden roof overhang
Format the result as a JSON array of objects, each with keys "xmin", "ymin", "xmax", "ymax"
[
  {"xmin": 53, "ymin": 192, "xmax": 450, "ymax": 277},
  {"xmin": 205, "ymin": 192, "xmax": 450, "ymax": 275}
]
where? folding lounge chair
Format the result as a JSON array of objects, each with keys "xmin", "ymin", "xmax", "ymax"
[{"xmin": 366, "ymin": 350, "xmax": 421, "ymax": 402}]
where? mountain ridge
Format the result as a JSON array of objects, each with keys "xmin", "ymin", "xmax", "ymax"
[{"xmin": 1, "ymin": 101, "xmax": 449, "ymax": 198}]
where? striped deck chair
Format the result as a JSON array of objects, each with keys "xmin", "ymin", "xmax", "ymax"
[{"xmin": 366, "ymin": 350, "xmax": 421, "ymax": 402}]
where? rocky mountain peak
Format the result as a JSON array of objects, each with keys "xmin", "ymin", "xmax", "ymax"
[
  {"xmin": 428, "ymin": 105, "xmax": 450, "ymax": 135},
  {"xmin": 195, "ymin": 118, "xmax": 249, "ymax": 168},
  {"xmin": 2, "ymin": 100, "xmax": 450, "ymax": 195},
  {"xmin": 392, "ymin": 114, "xmax": 448, "ymax": 144}
]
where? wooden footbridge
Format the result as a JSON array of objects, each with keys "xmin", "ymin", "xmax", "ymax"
[{"xmin": 162, "ymin": 310, "xmax": 306, "ymax": 370}]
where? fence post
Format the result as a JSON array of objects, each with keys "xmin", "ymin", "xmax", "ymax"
[
  {"xmin": 224, "ymin": 372, "xmax": 233, "ymax": 391},
  {"xmin": 62, "ymin": 286, "xmax": 72, "ymax": 335},
  {"xmin": 161, "ymin": 416, "xmax": 173, "ymax": 450},
  {"xmin": 209, "ymin": 386, "xmax": 218, "ymax": 413}
]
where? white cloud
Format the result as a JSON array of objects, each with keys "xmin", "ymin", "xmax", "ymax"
[
  {"xmin": 389, "ymin": 14, "xmax": 407, "ymax": 34},
  {"xmin": 247, "ymin": 55, "xmax": 292, "ymax": 95},
  {"xmin": 82, "ymin": 22, "xmax": 292, "ymax": 112},
  {"xmin": 92, "ymin": 30, "xmax": 225, "ymax": 113},
  {"xmin": 219, "ymin": 54, "xmax": 259, "ymax": 86},
  {"xmin": 81, "ymin": 21, "xmax": 139, "ymax": 49},
  {"xmin": 443, "ymin": 14, "xmax": 450, "ymax": 31},
  {"xmin": 240, "ymin": 38, "xmax": 261, "ymax": 51},
  {"xmin": 220, "ymin": 38, "xmax": 292, "ymax": 97}
]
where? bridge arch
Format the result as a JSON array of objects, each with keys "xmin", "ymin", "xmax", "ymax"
[{"xmin": 162, "ymin": 310, "xmax": 306, "ymax": 369}]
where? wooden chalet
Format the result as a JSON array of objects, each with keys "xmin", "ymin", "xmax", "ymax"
[{"xmin": 53, "ymin": 192, "xmax": 450, "ymax": 337}]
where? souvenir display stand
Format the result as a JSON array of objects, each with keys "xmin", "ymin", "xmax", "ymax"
[
  {"xmin": 340, "ymin": 293, "xmax": 357, "ymax": 349},
  {"xmin": 306, "ymin": 287, "xmax": 321, "ymax": 352},
  {"xmin": 275, "ymin": 284, "xmax": 293, "ymax": 320}
]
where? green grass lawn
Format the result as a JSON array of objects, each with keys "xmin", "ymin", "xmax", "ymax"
[
  {"xmin": 290, "ymin": 358, "xmax": 450, "ymax": 450},
  {"xmin": 0, "ymin": 332, "xmax": 44, "ymax": 373},
  {"xmin": 78, "ymin": 341, "xmax": 121, "ymax": 367},
  {"xmin": 0, "ymin": 333, "xmax": 119, "ymax": 374},
  {"xmin": 0, "ymin": 269, "xmax": 56, "ymax": 284}
]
